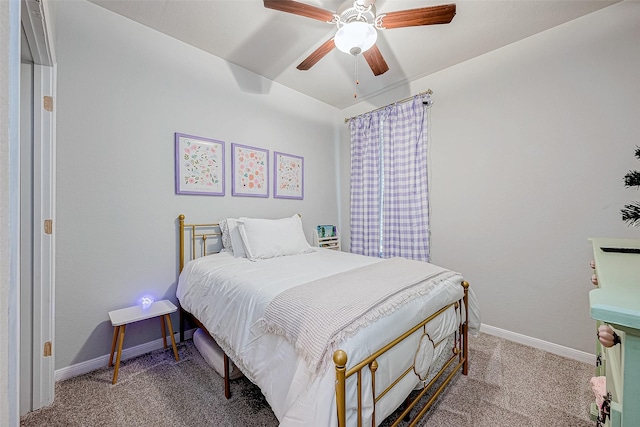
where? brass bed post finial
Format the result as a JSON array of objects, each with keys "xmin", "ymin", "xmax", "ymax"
[
  {"xmin": 202, "ymin": 234, "xmax": 208, "ymax": 257},
  {"xmin": 334, "ymin": 350, "xmax": 348, "ymax": 427}
]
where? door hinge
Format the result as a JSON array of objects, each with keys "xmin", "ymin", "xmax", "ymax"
[
  {"xmin": 43, "ymin": 96, "xmax": 53, "ymax": 112},
  {"xmin": 43, "ymin": 341, "xmax": 52, "ymax": 357},
  {"xmin": 44, "ymin": 219, "xmax": 52, "ymax": 235}
]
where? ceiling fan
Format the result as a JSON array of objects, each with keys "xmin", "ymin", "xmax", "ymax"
[{"xmin": 264, "ymin": 0, "xmax": 456, "ymax": 76}]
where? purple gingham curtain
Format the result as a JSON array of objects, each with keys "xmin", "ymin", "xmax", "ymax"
[{"xmin": 350, "ymin": 95, "xmax": 430, "ymax": 261}]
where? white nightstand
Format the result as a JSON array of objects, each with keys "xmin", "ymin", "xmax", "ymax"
[{"xmin": 108, "ymin": 299, "xmax": 180, "ymax": 384}]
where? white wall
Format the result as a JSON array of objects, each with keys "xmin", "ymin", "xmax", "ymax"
[
  {"xmin": 340, "ymin": 1, "xmax": 640, "ymax": 354},
  {"xmin": 52, "ymin": 0, "xmax": 340, "ymax": 370}
]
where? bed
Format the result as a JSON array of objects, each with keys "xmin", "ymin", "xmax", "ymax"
[{"xmin": 176, "ymin": 214, "xmax": 480, "ymax": 427}]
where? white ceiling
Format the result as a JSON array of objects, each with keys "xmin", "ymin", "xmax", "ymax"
[{"xmin": 88, "ymin": 0, "xmax": 619, "ymax": 109}]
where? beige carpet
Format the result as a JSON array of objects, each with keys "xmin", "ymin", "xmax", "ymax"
[{"xmin": 20, "ymin": 333, "xmax": 596, "ymax": 426}]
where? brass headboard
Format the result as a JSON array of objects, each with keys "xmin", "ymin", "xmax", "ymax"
[{"xmin": 178, "ymin": 214, "xmax": 222, "ymax": 273}]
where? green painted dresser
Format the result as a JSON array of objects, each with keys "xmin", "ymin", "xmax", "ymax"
[{"xmin": 589, "ymin": 238, "xmax": 640, "ymax": 427}]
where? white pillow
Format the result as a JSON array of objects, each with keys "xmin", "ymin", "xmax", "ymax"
[
  {"xmin": 237, "ymin": 215, "xmax": 314, "ymax": 261},
  {"xmin": 226, "ymin": 218, "xmax": 247, "ymax": 258}
]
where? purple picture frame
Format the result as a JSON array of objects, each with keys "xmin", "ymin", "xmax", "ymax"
[
  {"xmin": 175, "ymin": 133, "xmax": 225, "ymax": 196},
  {"xmin": 274, "ymin": 151, "xmax": 304, "ymax": 200},
  {"xmin": 231, "ymin": 143, "xmax": 269, "ymax": 198}
]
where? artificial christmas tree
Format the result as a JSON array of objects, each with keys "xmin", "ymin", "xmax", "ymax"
[{"xmin": 621, "ymin": 147, "xmax": 640, "ymax": 227}]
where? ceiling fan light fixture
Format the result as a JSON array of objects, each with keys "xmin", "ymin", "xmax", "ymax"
[{"xmin": 334, "ymin": 21, "xmax": 377, "ymax": 55}]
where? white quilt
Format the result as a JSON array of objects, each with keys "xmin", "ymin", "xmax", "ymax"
[{"xmin": 177, "ymin": 249, "xmax": 481, "ymax": 427}]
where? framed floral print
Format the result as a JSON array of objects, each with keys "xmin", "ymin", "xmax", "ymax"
[
  {"xmin": 274, "ymin": 151, "xmax": 303, "ymax": 200},
  {"xmin": 175, "ymin": 133, "xmax": 224, "ymax": 196},
  {"xmin": 231, "ymin": 143, "xmax": 269, "ymax": 197}
]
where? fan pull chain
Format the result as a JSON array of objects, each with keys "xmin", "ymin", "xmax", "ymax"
[{"xmin": 354, "ymin": 55, "xmax": 359, "ymax": 98}]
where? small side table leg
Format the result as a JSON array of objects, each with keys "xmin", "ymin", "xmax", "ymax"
[
  {"xmin": 112, "ymin": 324, "xmax": 126, "ymax": 385},
  {"xmin": 108, "ymin": 326, "xmax": 119, "ymax": 367},
  {"xmin": 164, "ymin": 314, "xmax": 180, "ymax": 361},
  {"xmin": 160, "ymin": 316, "xmax": 167, "ymax": 349}
]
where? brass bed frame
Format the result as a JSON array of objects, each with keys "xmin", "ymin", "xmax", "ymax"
[{"xmin": 177, "ymin": 214, "xmax": 469, "ymax": 427}]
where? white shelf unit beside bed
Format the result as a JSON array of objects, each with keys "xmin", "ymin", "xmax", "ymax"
[{"xmin": 313, "ymin": 225, "xmax": 340, "ymax": 250}]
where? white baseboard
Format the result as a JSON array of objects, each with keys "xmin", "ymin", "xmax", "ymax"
[
  {"xmin": 480, "ymin": 324, "xmax": 595, "ymax": 365},
  {"xmin": 54, "ymin": 329, "xmax": 195, "ymax": 382}
]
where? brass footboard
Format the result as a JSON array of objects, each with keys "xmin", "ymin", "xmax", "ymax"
[{"xmin": 334, "ymin": 281, "xmax": 470, "ymax": 427}]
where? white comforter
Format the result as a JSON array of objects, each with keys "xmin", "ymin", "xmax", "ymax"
[{"xmin": 177, "ymin": 249, "xmax": 480, "ymax": 427}]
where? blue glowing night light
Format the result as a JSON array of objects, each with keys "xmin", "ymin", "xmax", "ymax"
[{"xmin": 139, "ymin": 295, "xmax": 155, "ymax": 309}]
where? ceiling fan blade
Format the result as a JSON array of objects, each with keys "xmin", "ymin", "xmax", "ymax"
[
  {"xmin": 297, "ymin": 38, "xmax": 336, "ymax": 70},
  {"xmin": 362, "ymin": 45, "xmax": 389, "ymax": 76},
  {"xmin": 379, "ymin": 4, "xmax": 456, "ymax": 29},
  {"xmin": 264, "ymin": 0, "xmax": 335, "ymax": 23}
]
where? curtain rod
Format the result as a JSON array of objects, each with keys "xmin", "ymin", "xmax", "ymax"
[{"xmin": 344, "ymin": 89, "xmax": 433, "ymax": 124}]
